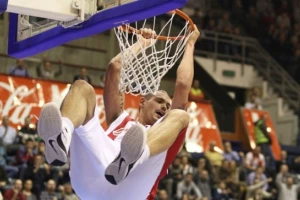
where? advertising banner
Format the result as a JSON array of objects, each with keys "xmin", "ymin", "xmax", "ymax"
[{"xmin": 0, "ymin": 75, "xmax": 223, "ymax": 152}]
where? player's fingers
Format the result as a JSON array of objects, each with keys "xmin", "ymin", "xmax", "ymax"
[
  {"xmin": 151, "ymin": 30, "xmax": 156, "ymax": 38},
  {"xmin": 145, "ymin": 28, "xmax": 151, "ymax": 38},
  {"xmin": 140, "ymin": 28, "xmax": 152, "ymax": 38},
  {"xmin": 140, "ymin": 28, "xmax": 147, "ymax": 38}
]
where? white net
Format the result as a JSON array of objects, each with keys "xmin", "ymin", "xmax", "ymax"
[{"xmin": 114, "ymin": 10, "xmax": 194, "ymax": 95}]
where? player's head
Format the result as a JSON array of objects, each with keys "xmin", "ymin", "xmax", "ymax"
[{"xmin": 138, "ymin": 90, "xmax": 171, "ymax": 125}]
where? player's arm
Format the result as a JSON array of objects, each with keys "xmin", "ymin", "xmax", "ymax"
[
  {"xmin": 171, "ymin": 26, "xmax": 200, "ymax": 110},
  {"xmin": 104, "ymin": 28, "xmax": 155, "ymax": 126},
  {"xmin": 104, "ymin": 56, "xmax": 124, "ymax": 126}
]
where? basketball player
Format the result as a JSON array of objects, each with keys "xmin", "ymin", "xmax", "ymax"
[{"xmin": 37, "ymin": 26, "xmax": 200, "ymax": 199}]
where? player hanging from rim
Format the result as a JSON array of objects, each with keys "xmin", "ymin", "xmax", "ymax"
[{"xmin": 37, "ymin": 26, "xmax": 200, "ymax": 199}]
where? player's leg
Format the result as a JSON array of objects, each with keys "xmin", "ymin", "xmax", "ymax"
[
  {"xmin": 60, "ymin": 80, "xmax": 96, "ymax": 126},
  {"xmin": 147, "ymin": 109, "xmax": 189, "ymax": 157},
  {"xmin": 105, "ymin": 109, "xmax": 188, "ymax": 185},
  {"xmin": 37, "ymin": 80, "xmax": 96, "ymax": 166}
]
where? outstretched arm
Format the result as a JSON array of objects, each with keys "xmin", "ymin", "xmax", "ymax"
[
  {"xmin": 171, "ymin": 26, "xmax": 200, "ymax": 110},
  {"xmin": 104, "ymin": 29, "xmax": 155, "ymax": 126}
]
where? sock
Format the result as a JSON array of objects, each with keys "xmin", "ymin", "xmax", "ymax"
[
  {"xmin": 62, "ymin": 117, "xmax": 74, "ymax": 134},
  {"xmin": 61, "ymin": 117, "xmax": 74, "ymax": 152}
]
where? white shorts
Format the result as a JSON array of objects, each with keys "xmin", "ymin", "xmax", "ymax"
[{"xmin": 69, "ymin": 107, "xmax": 184, "ymax": 200}]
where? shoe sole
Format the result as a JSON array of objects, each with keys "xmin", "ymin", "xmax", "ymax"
[
  {"xmin": 105, "ymin": 124, "xmax": 147, "ymax": 185},
  {"xmin": 37, "ymin": 102, "xmax": 67, "ymax": 166}
]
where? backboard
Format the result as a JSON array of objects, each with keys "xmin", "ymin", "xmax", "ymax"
[{"xmin": 6, "ymin": 0, "xmax": 187, "ymax": 58}]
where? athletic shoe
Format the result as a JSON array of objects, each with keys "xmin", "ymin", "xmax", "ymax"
[
  {"xmin": 37, "ymin": 102, "xmax": 69, "ymax": 166},
  {"xmin": 105, "ymin": 124, "xmax": 147, "ymax": 185}
]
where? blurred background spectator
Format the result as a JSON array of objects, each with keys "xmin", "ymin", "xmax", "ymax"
[
  {"xmin": 189, "ymin": 79, "xmax": 205, "ymax": 102},
  {"xmin": 39, "ymin": 179, "xmax": 61, "ymax": 200},
  {"xmin": 176, "ymin": 173, "xmax": 202, "ymax": 200},
  {"xmin": 36, "ymin": 58, "xmax": 62, "ymax": 80},
  {"xmin": 245, "ymin": 87, "xmax": 263, "ymax": 110},
  {"xmin": 4, "ymin": 179, "xmax": 25, "ymax": 200},
  {"xmin": 17, "ymin": 116, "xmax": 38, "ymax": 145},
  {"xmin": 0, "ymin": 116, "xmax": 17, "ymax": 147},
  {"xmin": 73, "ymin": 67, "xmax": 92, "ymax": 85},
  {"xmin": 8, "ymin": 60, "xmax": 30, "ymax": 77},
  {"xmin": 22, "ymin": 179, "xmax": 37, "ymax": 200}
]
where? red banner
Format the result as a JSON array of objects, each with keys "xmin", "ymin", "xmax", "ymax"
[
  {"xmin": 0, "ymin": 75, "xmax": 223, "ymax": 152},
  {"xmin": 243, "ymin": 109, "xmax": 281, "ymax": 160}
]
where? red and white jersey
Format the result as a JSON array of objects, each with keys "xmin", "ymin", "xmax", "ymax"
[
  {"xmin": 105, "ymin": 111, "xmax": 187, "ymax": 200},
  {"xmin": 70, "ymin": 110, "xmax": 186, "ymax": 200}
]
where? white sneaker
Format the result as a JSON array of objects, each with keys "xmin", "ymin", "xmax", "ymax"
[
  {"xmin": 37, "ymin": 102, "xmax": 70, "ymax": 166},
  {"xmin": 105, "ymin": 124, "xmax": 147, "ymax": 185}
]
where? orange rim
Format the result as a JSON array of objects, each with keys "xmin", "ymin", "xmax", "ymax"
[{"xmin": 120, "ymin": 9, "xmax": 195, "ymax": 41}]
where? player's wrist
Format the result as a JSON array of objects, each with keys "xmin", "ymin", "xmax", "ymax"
[{"xmin": 186, "ymin": 42, "xmax": 195, "ymax": 48}]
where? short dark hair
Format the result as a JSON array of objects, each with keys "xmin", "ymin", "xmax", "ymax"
[
  {"xmin": 139, "ymin": 90, "xmax": 170, "ymax": 112},
  {"xmin": 142, "ymin": 90, "xmax": 169, "ymax": 100}
]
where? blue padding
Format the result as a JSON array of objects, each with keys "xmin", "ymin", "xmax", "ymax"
[
  {"xmin": 0, "ymin": 0, "xmax": 8, "ymax": 14},
  {"xmin": 8, "ymin": 0, "xmax": 187, "ymax": 58}
]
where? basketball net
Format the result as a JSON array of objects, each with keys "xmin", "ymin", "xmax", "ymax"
[{"xmin": 114, "ymin": 10, "xmax": 194, "ymax": 95}]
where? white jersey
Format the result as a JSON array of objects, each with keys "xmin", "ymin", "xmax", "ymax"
[{"xmin": 69, "ymin": 111, "xmax": 186, "ymax": 200}]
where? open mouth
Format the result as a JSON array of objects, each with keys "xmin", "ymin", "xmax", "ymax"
[{"xmin": 155, "ymin": 110, "xmax": 165, "ymax": 118}]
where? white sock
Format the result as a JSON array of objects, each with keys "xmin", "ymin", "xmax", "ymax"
[
  {"xmin": 62, "ymin": 117, "xmax": 74, "ymax": 134},
  {"xmin": 61, "ymin": 117, "xmax": 74, "ymax": 152}
]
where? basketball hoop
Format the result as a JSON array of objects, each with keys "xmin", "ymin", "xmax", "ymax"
[{"xmin": 115, "ymin": 9, "xmax": 195, "ymax": 95}]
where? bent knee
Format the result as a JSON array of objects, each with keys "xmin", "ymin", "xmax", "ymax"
[
  {"xmin": 72, "ymin": 80, "xmax": 95, "ymax": 95},
  {"xmin": 168, "ymin": 109, "xmax": 189, "ymax": 128},
  {"xmin": 72, "ymin": 80, "xmax": 92, "ymax": 89}
]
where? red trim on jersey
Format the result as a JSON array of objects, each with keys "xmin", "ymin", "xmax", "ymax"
[
  {"xmin": 146, "ymin": 127, "xmax": 188, "ymax": 200},
  {"xmin": 107, "ymin": 115, "xmax": 133, "ymax": 140}
]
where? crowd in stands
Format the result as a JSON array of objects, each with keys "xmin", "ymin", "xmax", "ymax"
[
  {"xmin": 155, "ymin": 141, "xmax": 300, "ymax": 200},
  {"xmin": 8, "ymin": 58, "xmax": 98, "ymax": 87},
  {"xmin": 0, "ymin": 115, "xmax": 78, "ymax": 200},
  {"xmin": 187, "ymin": 0, "xmax": 300, "ymax": 84}
]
